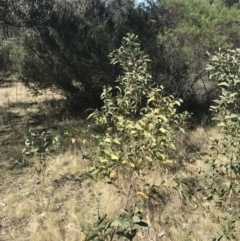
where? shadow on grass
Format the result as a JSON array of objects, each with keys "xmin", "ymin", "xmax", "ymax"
[{"xmin": 0, "ymin": 98, "xmax": 73, "ymax": 170}]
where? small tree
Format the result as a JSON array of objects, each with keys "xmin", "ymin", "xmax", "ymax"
[
  {"xmin": 88, "ymin": 33, "xmax": 188, "ymax": 187},
  {"xmin": 83, "ymin": 33, "xmax": 188, "ymax": 241},
  {"xmin": 157, "ymin": 0, "xmax": 240, "ymax": 105},
  {"xmin": 204, "ymin": 48, "xmax": 240, "ymax": 240}
]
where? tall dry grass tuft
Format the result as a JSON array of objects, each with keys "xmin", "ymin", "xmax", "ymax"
[{"xmin": 28, "ymin": 214, "xmax": 64, "ymax": 241}]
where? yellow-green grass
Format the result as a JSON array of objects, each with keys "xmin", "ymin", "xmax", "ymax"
[
  {"xmin": 0, "ymin": 81, "xmax": 239, "ymax": 241},
  {"xmin": 1, "ymin": 151, "xmax": 231, "ymax": 241}
]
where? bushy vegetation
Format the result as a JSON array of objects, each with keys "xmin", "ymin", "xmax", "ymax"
[
  {"xmin": 203, "ymin": 49, "xmax": 240, "ymax": 240},
  {"xmin": 80, "ymin": 34, "xmax": 189, "ymax": 240},
  {"xmin": 157, "ymin": 0, "xmax": 240, "ymax": 103},
  {"xmin": 88, "ymin": 34, "xmax": 187, "ymax": 181},
  {"xmin": 2, "ymin": 0, "xmax": 240, "ymax": 111}
]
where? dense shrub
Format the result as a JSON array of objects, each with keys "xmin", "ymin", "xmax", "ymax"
[
  {"xmin": 19, "ymin": 0, "xmax": 160, "ymax": 110},
  {"xmin": 83, "ymin": 33, "xmax": 188, "ymax": 241},
  {"xmin": 6, "ymin": 0, "xmax": 240, "ymax": 113},
  {"xmin": 157, "ymin": 0, "xmax": 240, "ymax": 105},
  {"xmin": 0, "ymin": 37, "xmax": 24, "ymax": 77},
  {"xmin": 88, "ymin": 33, "xmax": 188, "ymax": 184}
]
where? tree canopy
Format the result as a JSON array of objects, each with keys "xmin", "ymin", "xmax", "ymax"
[{"xmin": 1, "ymin": 0, "xmax": 240, "ymax": 111}]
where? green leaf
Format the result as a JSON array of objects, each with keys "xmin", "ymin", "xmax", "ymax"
[
  {"xmin": 145, "ymin": 156, "xmax": 153, "ymax": 162},
  {"xmin": 100, "ymin": 158, "xmax": 108, "ymax": 163},
  {"xmin": 103, "ymin": 150, "xmax": 111, "ymax": 156},
  {"xmin": 206, "ymin": 65, "xmax": 215, "ymax": 71},
  {"xmin": 84, "ymin": 233, "xmax": 99, "ymax": 241},
  {"xmin": 90, "ymin": 168, "xmax": 100, "ymax": 176},
  {"xmin": 159, "ymin": 128, "xmax": 166, "ymax": 133},
  {"xmin": 162, "ymin": 159, "xmax": 173, "ymax": 164},
  {"xmin": 168, "ymin": 179, "xmax": 178, "ymax": 187},
  {"xmin": 113, "ymin": 139, "xmax": 120, "ymax": 145},
  {"xmin": 130, "ymin": 162, "xmax": 135, "ymax": 168},
  {"xmin": 130, "ymin": 130, "xmax": 137, "ymax": 134},
  {"xmin": 104, "ymin": 138, "xmax": 112, "ymax": 143},
  {"xmin": 110, "ymin": 220, "xmax": 121, "ymax": 227},
  {"xmin": 226, "ymin": 114, "xmax": 238, "ymax": 119},
  {"xmin": 143, "ymin": 131, "xmax": 152, "ymax": 138},
  {"xmin": 170, "ymin": 143, "xmax": 176, "ymax": 150},
  {"xmin": 118, "ymin": 218, "xmax": 130, "ymax": 228},
  {"xmin": 135, "ymin": 123, "xmax": 143, "ymax": 130},
  {"xmin": 111, "ymin": 154, "xmax": 119, "ymax": 160},
  {"xmin": 133, "ymin": 221, "xmax": 148, "ymax": 229},
  {"xmin": 159, "ymin": 115, "xmax": 167, "ymax": 122},
  {"xmin": 175, "ymin": 100, "xmax": 181, "ymax": 106},
  {"xmin": 132, "ymin": 216, "xmax": 141, "ymax": 223},
  {"xmin": 223, "ymin": 181, "xmax": 231, "ymax": 188}
]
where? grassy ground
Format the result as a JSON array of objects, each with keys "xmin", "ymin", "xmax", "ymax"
[{"xmin": 0, "ymin": 81, "xmax": 239, "ymax": 241}]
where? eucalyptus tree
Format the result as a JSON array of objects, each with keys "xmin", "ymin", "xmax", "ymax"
[
  {"xmin": 6, "ymin": 0, "xmax": 240, "ymax": 114},
  {"xmin": 154, "ymin": 0, "xmax": 240, "ymax": 110},
  {"xmin": 17, "ymin": 0, "xmax": 161, "ymax": 110}
]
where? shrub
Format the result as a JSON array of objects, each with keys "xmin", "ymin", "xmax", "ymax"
[
  {"xmin": 204, "ymin": 48, "xmax": 240, "ymax": 240},
  {"xmin": 88, "ymin": 33, "xmax": 188, "ymax": 183},
  {"xmin": 0, "ymin": 37, "xmax": 24, "ymax": 78},
  {"xmin": 84, "ymin": 32, "xmax": 188, "ymax": 241}
]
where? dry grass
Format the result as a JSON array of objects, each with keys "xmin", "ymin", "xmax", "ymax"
[
  {"xmin": 0, "ymin": 81, "xmax": 239, "ymax": 241},
  {"xmin": 0, "ymin": 150, "xmax": 237, "ymax": 241},
  {"xmin": 0, "ymin": 80, "xmax": 66, "ymax": 168},
  {"xmin": 0, "ymin": 80, "xmax": 63, "ymax": 106}
]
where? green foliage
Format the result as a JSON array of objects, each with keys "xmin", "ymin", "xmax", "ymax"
[
  {"xmin": 20, "ymin": 0, "xmax": 115, "ymax": 107},
  {"xmin": 82, "ymin": 202, "xmax": 147, "ymax": 241},
  {"xmin": 111, "ymin": 205, "xmax": 148, "ymax": 240},
  {"xmin": 204, "ymin": 49, "xmax": 240, "ymax": 240},
  {"xmin": 83, "ymin": 33, "xmax": 188, "ymax": 241},
  {"xmin": 6, "ymin": 0, "xmax": 240, "ymax": 113},
  {"xmin": 16, "ymin": 129, "xmax": 60, "ymax": 172},
  {"xmin": 19, "ymin": 0, "xmax": 161, "ymax": 110},
  {"xmin": 157, "ymin": 0, "xmax": 240, "ymax": 102},
  {"xmin": 0, "ymin": 37, "xmax": 24, "ymax": 77},
  {"xmin": 82, "ymin": 211, "xmax": 113, "ymax": 241},
  {"xmin": 88, "ymin": 33, "xmax": 188, "ymax": 183},
  {"xmin": 22, "ymin": 129, "xmax": 60, "ymax": 158}
]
